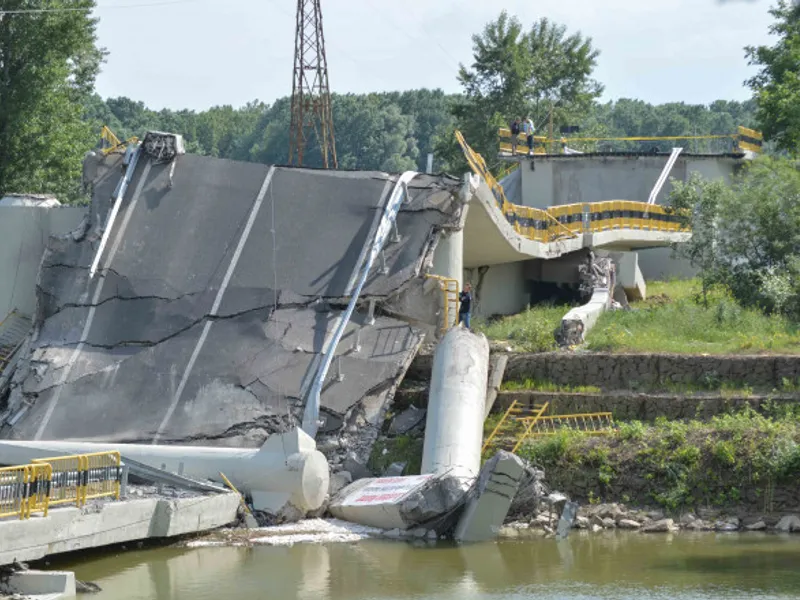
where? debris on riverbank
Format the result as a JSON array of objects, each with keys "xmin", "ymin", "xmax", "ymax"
[{"xmin": 501, "ymin": 502, "xmax": 800, "ymax": 537}]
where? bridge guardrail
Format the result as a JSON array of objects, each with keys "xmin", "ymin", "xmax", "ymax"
[
  {"xmin": 497, "ymin": 125, "xmax": 763, "ymax": 155},
  {"xmin": 0, "ymin": 451, "xmax": 123, "ymax": 521},
  {"xmin": 0, "ymin": 463, "xmax": 51, "ymax": 520},
  {"xmin": 456, "ymin": 131, "xmax": 688, "ymax": 244}
]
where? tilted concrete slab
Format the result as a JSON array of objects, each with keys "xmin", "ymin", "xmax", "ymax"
[{"xmin": 1, "ymin": 152, "xmax": 463, "ymax": 446}]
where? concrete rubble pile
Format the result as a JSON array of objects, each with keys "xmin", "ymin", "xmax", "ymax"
[{"xmin": 0, "ymin": 135, "xmax": 465, "ymax": 463}]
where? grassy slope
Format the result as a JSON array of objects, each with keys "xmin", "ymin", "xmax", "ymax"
[
  {"xmin": 477, "ymin": 279, "xmax": 800, "ymax": 355},
  {"xmin": 515, "ymin": 408, "xmax": 800, "ymax": 512}
]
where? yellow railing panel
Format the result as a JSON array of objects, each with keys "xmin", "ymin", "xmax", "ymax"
[{"xmin": 83, "ymin": 451, "xmax": 121, "ymax": 503}]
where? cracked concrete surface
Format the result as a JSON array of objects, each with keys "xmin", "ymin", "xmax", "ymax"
[{"xmin": 1, "ymin": 152, "xmax": 463, "ymax": 447}]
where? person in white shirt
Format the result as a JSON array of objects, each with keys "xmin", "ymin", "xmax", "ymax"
[{"xmin": 522, "ymin": 117, "xmax": 536, "ymax": 155}]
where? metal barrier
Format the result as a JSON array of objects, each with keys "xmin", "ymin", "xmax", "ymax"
[
  {"xmin": 425, "ymin": 275, "xmax": 459, "ymax": 333},
  {"xmin": 1, "ymin": 452, "xmax": 121, "ymax": 521},
  {"xmin": 32, "ymin": 451, "xmax": 121, "ymax": 509},
  {"xmin": 497, "ymin": 126, "xmax": 763, "ymax": 155},
  {"xmin": 33, "ymin": 455, "xmax": 86, "ymax": 509},
  {"xmin": 83, "ymin": 451, "xmax": 122, "ymax": 503},
  {"xmin": 521, "ymin": 412, "xmax": 615, "ymax": 437},
  {"xmin": 0, "ymin": 463, "xmax": 51, "ymax": 520}
]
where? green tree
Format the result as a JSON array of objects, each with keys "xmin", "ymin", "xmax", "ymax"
[
  {"xmin": 746, "ymin": 0, "xmax": 800, "ymax": 154},
  {"xmin": 0, "ymin": 0, "xmax": 104, "ymax": 202},
  {"xmin": 668, "ymin": 174, "xmax": 727, "ymax": 306},
  {"xmin": 670, "ymin": 157, "xmax": 800, "ymax": 318},
  {"xmin": 437, "ymin": 11, "xmax": 602, "ymax": 172}
]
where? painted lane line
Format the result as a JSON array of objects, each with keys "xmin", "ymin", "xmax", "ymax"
[
  {"xmin": 35, "ymin": 159, "xmax": 153, "ymax": 440},
  {"xmin": 152, "ymin": 166, "xmax": 276, "ymax": 443}
]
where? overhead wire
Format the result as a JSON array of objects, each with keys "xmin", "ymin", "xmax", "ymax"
[{"xmin": 362, "ymin": 0, "xmax": 462, "ymax": 71}]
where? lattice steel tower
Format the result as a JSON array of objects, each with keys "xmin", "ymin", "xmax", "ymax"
[{"xmin": 288, "ymin": 0, "xmax": 337, "ymax": 169}]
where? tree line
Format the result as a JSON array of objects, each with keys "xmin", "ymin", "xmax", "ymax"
[{"xmin": 84, "ymin": 92, "xmax": 757, "ymax": 177}]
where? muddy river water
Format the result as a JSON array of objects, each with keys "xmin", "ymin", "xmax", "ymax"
[{"xmin": 62, "ymin": 532, "xmax": 800, "ymax": 599}]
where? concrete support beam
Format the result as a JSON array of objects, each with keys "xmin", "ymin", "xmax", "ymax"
[
  {"xmin": 421, "ymin": 328, "xmax": 490, "ymax": 481},
  {"xmin": 431, "ymin": 229, "xmax": 464, "ymax": 292},
  {"xmin": 0, "ymin": 493, "xmax": 239, "ymax": 566}
]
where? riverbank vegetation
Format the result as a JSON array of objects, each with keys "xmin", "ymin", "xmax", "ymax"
[
  {"xmin": 517, "ymin": 407, "xmax": 800, "ymax": 513},
  {"xmin": 476, "ymin": 278, "xmax": 800, "ymax": 355}
]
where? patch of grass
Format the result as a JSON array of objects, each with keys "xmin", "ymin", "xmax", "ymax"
[
  {"xmin": 473, "ymin": 304, "xmax": 567, "ymax": 353},
  {"xmin": 516, "ymin": 407, "xmax": 800, "ymax": 512},
  {"xmin": 500, "ymin": 378, "xmax": 601, "ymax": 393},
  {"xmin": 585, "ymin": 279, "xmax": 800, "ymax": 354},
  {"xmin": 367, "ymin": 435, "xmax": 423, "ymax": 476}
]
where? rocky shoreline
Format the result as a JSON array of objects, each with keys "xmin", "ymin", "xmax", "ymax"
[{"xmin": 502, "ymin": 502, "xmax": 800, "ymax": 537}]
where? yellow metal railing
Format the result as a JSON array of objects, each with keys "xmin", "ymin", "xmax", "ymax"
[
  {"xmin": 520, "ymin": 412, "xmax": 615, "ymax": 437},
  {"xmin": 456, "ymin": 131, "xmax": 689, "ymax": 242},
  {"xmin": 482, "ymin": 400, "xmax": 550, "ymax": 455},
  {"xmin": 100, "ymin": 125, "xmax": 139, "ymax": 156},
  {"xmin": 497, "ymin": 126, "xmax": 763, "ymax": 156},
  {"xmin": 32, "ymin": 451, "xmax": 121, "ymax": 510},
  {"xmin": 83, "ymin": 451, "xmax": 122, "ymax": 503},
  {"xmin": 425, "ymin": 274, "xmax": 459, "ymax": 333},
  {"xmin": 1, "ymin": 452, "xmax": 121, "ymax": 521},
  {"xmin": 33, "ymin": 455, "xmax": 86, "ymax": 509},
  {"xmin": 455, "ymin": 131, "xmax": 579, "ymax": 243},
  {"xmin": 0, "ymin": 463, "xmax": 51, "ymax": 520}
]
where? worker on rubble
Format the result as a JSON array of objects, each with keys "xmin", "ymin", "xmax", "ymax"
[
  {"xmin": 509, "ymin": 117, "xmax": 522, "ymax": 155},
  {"xmin": 458, "ymin": 283, "xmax": 472, "ymax": 330}
]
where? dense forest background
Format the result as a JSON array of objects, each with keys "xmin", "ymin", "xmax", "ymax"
[{"xmin": 83, "ymin": 92, "xmax": 758, "ymax": 175}]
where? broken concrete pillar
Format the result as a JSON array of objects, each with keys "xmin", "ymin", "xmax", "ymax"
[
  {"xmin": 421, "ymin": 328, "xmax": 490, "ymax": 481},
  {"xmin": 329, "ymin": 474, "xmax": 464, "ymax": 531},
  {"xmin": 431, "ymin": 229, "xmax": 464, "ymax": 293},
  {"xmin": 0, "ymin": 428, "xmax": 328, "ymax": 516},
  {"xmin": 453, "ymin": 451, "xmax": 527, "ymax": 543}
]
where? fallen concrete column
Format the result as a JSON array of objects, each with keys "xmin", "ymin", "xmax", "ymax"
[
  {"xmin": 0, "ymin": 428, "xmax": 328, "ymax": 515},
  {"xmin": 454, "ymin": 451, "xmax": 527, "ymax": 543},
  {"xmin": 557, "ymin": 287, "xmax": 611, "ymax": 347},
  {"xmin": 421, "ymin": 327, "xmax": 490, "ymax": 481}
]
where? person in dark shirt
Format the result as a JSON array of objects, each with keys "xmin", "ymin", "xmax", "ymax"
[{"xmin": 459, "ymin": 283, "xmax": 472, "ymax": 329}]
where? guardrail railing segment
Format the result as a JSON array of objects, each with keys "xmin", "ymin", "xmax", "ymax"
[{"xmin": 1, "ymin": 451, "xmax": 122, "ymax": 521}]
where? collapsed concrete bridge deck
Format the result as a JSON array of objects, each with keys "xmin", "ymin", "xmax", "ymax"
[{"xmin": 1, "ymin": 149, "xmax": 464, "ymax": 450}]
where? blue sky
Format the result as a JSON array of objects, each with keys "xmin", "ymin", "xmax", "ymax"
[{"xmin": 92, "ymin": 0, "xmax": 777, "ymax": 110}]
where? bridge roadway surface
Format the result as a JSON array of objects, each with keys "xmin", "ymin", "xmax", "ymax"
[{"xmin": 2, "ymin": 153, "xmax": 462, "ymax": 445}]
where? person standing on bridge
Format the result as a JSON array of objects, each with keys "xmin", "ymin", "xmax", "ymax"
[
  {"xmin": 523, "ymin": 117, "xmax": 536, "ymax": 155},
  {"xmin": 509, "ymin": 117, "xmax": 522, "ymax": 155},
  {"xmin": 459, "ymin": 283, "xmax": 472, "ymax": 330}
]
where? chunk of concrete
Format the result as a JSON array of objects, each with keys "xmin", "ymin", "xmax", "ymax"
[
  {"xmin": 0, "ymin": 570, "xmax": 76, "ymax": 598},
  {"xmin": 383, "ymin": 462, "xmax": 406, "ymax": 477},
  {"xmin": 641, "ymin": 518, "xmax": 678, "ymax": 533},
  {"xmin": 775, "ymin": 515, "xmax": 800, "ymax": 532},
  {"xmin": 389, "ymin": 406, "xmax": 426, "ymax": 435},
  {"xmin": 453, "ymin": 451, "xmax": 527, "ymax": 543},
  {"xmin": 618, "ymin": 519, "xmax": 641, "ymax": 530}
]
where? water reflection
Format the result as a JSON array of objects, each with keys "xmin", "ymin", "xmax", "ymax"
[{"xmin": 65, "ymin": 532, "xmax": 800, "ymax": 600}]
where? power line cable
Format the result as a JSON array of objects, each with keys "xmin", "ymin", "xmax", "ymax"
[{"xmin": 363, "ymin": 0, "xmax": 462, "ymax": 71}]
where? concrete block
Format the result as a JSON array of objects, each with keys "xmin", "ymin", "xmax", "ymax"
[
  {"xmin": 1, "ymin": 570, "xmax": 76, "ymax": 598},
  {"xmin": 454, "ymin": 451, "xmax": 527, "ymax": 543}
]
